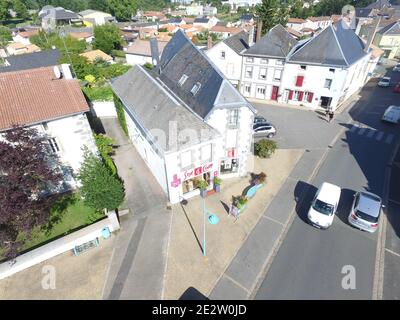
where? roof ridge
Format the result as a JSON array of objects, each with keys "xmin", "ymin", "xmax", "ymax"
[{"xmin": 331, "ymin": 23, "xmax": 349, "ymax": 66}]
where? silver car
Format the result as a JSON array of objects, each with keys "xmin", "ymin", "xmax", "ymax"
[
  {"xmin": 378, "ymin": 77, "xmax": 391, "ymax": 87},
  {"xmin": 348, "ymin": 191, "xmax": 383, "ymax": 233}
]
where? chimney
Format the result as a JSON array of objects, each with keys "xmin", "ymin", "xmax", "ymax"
[
  {"xmin": 256, "ymin": 20, "xmax": 263, "ymax": 42},
  {"xmin": 61, "ymin": 64, "xmax": 74, "ymax": 80},
  {"xmin": 207, "ymin": 35, "xmax": 212, "ymax": 49},
  {"xmin": 150, "ymin": 37, "xmax": 160, "ymax": 66}
]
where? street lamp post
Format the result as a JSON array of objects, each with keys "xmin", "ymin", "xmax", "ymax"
[{"xmin": 203, "ymin": 197, "xmax": 206, "ymax": 256}]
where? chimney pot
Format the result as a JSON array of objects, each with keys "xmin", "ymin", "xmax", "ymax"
[
  {"xmin": 207, "ymin": 35, "xmax": 212, "ymax": 49},
  {"xmin": 256, "ymin": 21, "xmax": 263, "ymax": 42}
]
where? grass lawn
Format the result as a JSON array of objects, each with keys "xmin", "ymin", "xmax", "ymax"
[{"xmin": 0, "ymin": 193, "xmax": 105, "ymax": 260}]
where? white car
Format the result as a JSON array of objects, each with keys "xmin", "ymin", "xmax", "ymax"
[
  {"xmin": 378, "ymin": 77, "xmax": 391, "ymax": 87},
  {"xmin": 307, "ymin": 182, "xmax": 341, "ymax": 229},
  {"xmin": 382, "ymin": 105, "xmax": 400, "ymax": 124},
  {"xmin": 393, "ymin": 64, "xmax": 400, "ymax": 72}
]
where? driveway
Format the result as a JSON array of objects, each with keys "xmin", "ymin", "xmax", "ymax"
[{"xmin": 100, "ymin": 118, "xmax": 172, "ymax": 300}]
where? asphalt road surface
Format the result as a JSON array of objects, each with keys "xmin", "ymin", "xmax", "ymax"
[{"xmin": 253, "ymin": 66, "xmax": 400, "ymax": 299}]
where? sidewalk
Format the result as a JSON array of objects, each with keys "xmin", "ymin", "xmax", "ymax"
[
  {"xmin": 209, "ymin": 148, "xmax": 325, "ymax": 299},
  {"xmin": 163, "ymin": 149, "xmax": 304, "ymax": 299},
  {"xmin": 100, "ymin": 118, "xmax": 171, "ymax": 300}
]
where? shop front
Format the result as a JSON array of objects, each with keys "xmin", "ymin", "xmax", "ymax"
[{"xmin": 220, "ymin": 148, "xmax": 239, "ymax": 175}]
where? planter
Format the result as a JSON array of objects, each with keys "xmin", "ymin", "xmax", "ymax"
[
  {"xmin": 214, "ymin": 184, "xmax": 221, "ymax": 192},
  {"xmin": 200, "ymin": 189, "xmax": 208, "ymax": 198},
  {"xmin": 238, "ymin": 204, "xmax": 247, "ymax": 213}
]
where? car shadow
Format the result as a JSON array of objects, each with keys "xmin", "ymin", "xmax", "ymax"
[
  {"xmin": 336, "ymin": 188, "xmax": 355, "ymax": 225},
  {"xmin": 294, "ymin": 180, "xmax": 318, "ymax": 224}
]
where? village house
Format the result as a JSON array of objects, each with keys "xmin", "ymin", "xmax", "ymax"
[
  {"xmin": 111, "ymin": 30, "xmax": 255, "ymax": 204},
  {"xmin": 0, "ymin": 65, "xmax": 97, "ymax": 186},
  {"xmin": 6, "ymin": 42, "xmax": 41, "ymax": 56},
  {"xmin": 240, "ymin": 25, "xmax": 298, "ymax": 101},
  {"xmin": 80, "ymin": 49, "xmax": 114, "ymax": 64},
  {"xmin": 209, "ymin": 25, "xmax": 242, "ymax": 39},
  {"xmin": 69, "ymin": 31, "xmax": 94, "ymax": 43},
  {"xmin": 12, "ymin": 29, "xmax": 40, "ymax": 45},
  {"xmin": 39, "ymin": 6, "xmax": 83, "ymax": 31},
  {"xmin": 279, "ymin": 21, "xmax": 374, "ymax": 111},
  {"xmin": 124, "ymin": 39, "xmax": 168, "ymax": 65},
  {"xmin": 0, "ymin": 49, "xmax": 60, "ymax": 73},
  {"xmin": 79, "ymin": 9, "xmax": 116, "ymax": 26},
  {"xmin": 206, "ymin": 30, "xmax": 250, "ymax": 85},
  {"xmin": 373, "ymin": 21, "xmax": 400, "ymax": 59},
  {"xmin": 287, "ymin": 18, "xmax": 308, "ymax": 32}
]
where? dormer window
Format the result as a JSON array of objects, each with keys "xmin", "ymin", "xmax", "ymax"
[
  {"xmin": 178, "ymin": 74, "xmax": 188, "ymax": 87},
  {"xmin": 190, "ymin": 82, "xmax": 201, "ymax": 96}
]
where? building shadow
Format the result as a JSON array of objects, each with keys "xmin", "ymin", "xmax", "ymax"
[
  {"xmin": 294, "ymin": 180, "xmax": 318, "ymax": 224},
  {"xmin": 179, "ymin": 287, "xmax": 209, "ymax": 300},
  {"xmin": 220, "ymin": 200, "xmax": 230, "ymax": 214},
  {"xmin": 336, "ymin": 188, "xmax": 355, "ymax": 225}
]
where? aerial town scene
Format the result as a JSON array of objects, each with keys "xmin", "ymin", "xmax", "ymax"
[{"xmin": 0, "ymin": 0, "xmax": 399, "ymax": 303}]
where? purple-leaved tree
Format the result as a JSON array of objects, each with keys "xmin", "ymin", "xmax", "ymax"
[{"xmin": 0, "ymin": 126, "xmax": 63, "ymax": 260}]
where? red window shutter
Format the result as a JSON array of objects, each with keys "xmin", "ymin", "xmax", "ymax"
[
  {"xmin": 295, "ymin": 76, "xmax": 304, "ymax": 87},
  {"xmin": 299, "ymin": 91, "xmax": 304, "ymax": 101},
  {"xmin": 308, "ymin": 92, "xmax": 314, "ymax": 103},
  {"xmin": 288, "ymin": 90, "xmax": 293, "ymax": 100}
]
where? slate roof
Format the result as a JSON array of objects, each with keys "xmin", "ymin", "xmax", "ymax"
[
  {"xmin": 366, "ymin": 0, "xmax": 391, "ymax": 9},
  {"xmin": 0, "ymin": 67, "xmax": 88, "ymax": 131},
  {"xmin": 377, "ymin": 21, "xmax": 400, "ymax": 35},
  {"xmin": 0, "ymin": 49, "xmax": 60, "ymax": 73},
  {"xmin": 288, "ymin": 21, "xmax": 367, "ymax": 67},
  {"xmin": 194, "ymin": 17, "xmax": 209, "ymax": 23},
  {"xmin": 223, "ymin": 31, "xmax": 249, "ymax": 54},
  {"xmin": 41, "ymin": 7, "xmax": 80, "ymax": 20},
  {"xmin": 240, "ymin": 14, "xmax": 254, "ymax": 21},
  {"xmin": 243, "ymin": 24, "xmax": 298, "ymax": 58},
  {"xmin": 355, "ymin": 8, "xmax": 374, "ymax": 18},
  {"xmin": 110, "ymin": 66, "xmax": 220, "ymax": 153}
]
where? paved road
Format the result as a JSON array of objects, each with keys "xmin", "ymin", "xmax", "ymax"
[{"xmin": 253, "ymin": 67, "xmax": 400, "ymax": 299}]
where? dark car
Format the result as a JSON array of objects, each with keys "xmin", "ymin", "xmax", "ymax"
[{"xmin": 253, "ymin": 116, "xmax": 268, "ymax": 125}]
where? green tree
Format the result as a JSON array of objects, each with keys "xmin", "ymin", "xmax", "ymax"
[
  {"xmin": 0, "ymin": 0, "xmax": 10, "ymax": 21},
  {"xmin": 13, "ymin": 0, "xmax": 29, "ymax": 20},
  {"xmin": 0, "ymin": 26, "xmax": 11, "ymax": 47},
  {"xmin": 30, "ymin": 31, "xmax": 87, "ymax": 54},
  {"xmin": 256, "ymin": 0, "xmax": 290, "ymax": 34},
  {"xmin": 107, "ymin": 0, "xmax": 137, "ymax": 21},
  {"xmin": 254, "ymin": 139, "xmax": 277, "ymax": 158},
  {"xmin": 59, "ymin": 53, "xmax": 97, "ymax": 79},
  {"xmin": 93, "ymin": 23, "xmax": 123, "ymax": 54},
  {"xmin": 89, "ymin": 0, "xmax": 110, "ymax": 12},
  {"xmin": 77, "ymin": 147, "xmax": 124, "ymax": 211},
  {"xmin": 94, "ymin": 133, "xmax": 117, "ymax": 175}
]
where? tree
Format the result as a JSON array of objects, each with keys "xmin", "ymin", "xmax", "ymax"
[
  {"xmin": 0, "ymin": 126, "xmax": 63, "ymax": 259},
  {"xmin": 94, "ymin": 133, "xmax": 117, "ymax": 175},
  {"xmin": 93, "ymin": 23, "xmax": 123, "ymax": 54},
  {"xmin": 0, "ymin": 25, "xmax": 11, "ymax": 47},
  {"xmin": 256, "ymin": 0, "xmax": 289, "ymax": 34},
  {"xmin": 254, "ymin": 139, "xmax": 277, "ymax": 158},
  {"xmin": 0, "ymin": 0, "xmax": 10, "ymax": 22},
  {"xmin": 13, "ymin": 0, "xmax": 29, "ymax": 20},
  {"xmin": 89, "ymin": 0, "xmax": 110, "ymax": 12},
  {"xmin": 107, "ymin": 0, "xmax": 137, "ymax": 21},
  {"xmin": 77, "ymin": 148, "xmax": 124, "ymax": 211}
]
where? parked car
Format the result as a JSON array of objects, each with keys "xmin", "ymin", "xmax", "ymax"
[
  {"xmin": 382, "ymin": 105, "xmax": 400, "ymax": 124},
  {"xmin": 307, "ymin": 182, "xmax": 341, "ymax": 229},
  {"xmin": 394, "ymin": 83, "xmax": 400, "ymax": 93},
  {"xmin": 348, "ymin": 191, "xmax": 383, "ymax": 233},
  {"xmin": 253, "ymin": 116, "xmax": 268, "ymax": 125},
  {"xmin": 253, "ymin": 123, "xmax": 276, "ymax": 138},
  {"xmin": 393, "ymin": 64, "xmax": 400, "ymax": 72},
  {"xmin": 378, "ymin": 77, "xmax": 391, "ymax": 87}
]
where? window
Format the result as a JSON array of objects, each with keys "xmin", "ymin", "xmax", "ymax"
[
  {"xmin": 42, "ymin": 122, "xmax": 48, "ymax": 130},
  {"xmin": 300, "ymin": 65, "xmax": 307, "ymax": 70},
  {"xmin": 259, "ymin": 68, "xmax": 267, "ymax": 80},
  {"xmin": 200, "ymin": 144, "xmax": 212, "ymax": 162},
  {"xmin": 304, "ymin": 91, "xmax": 314, "ymax": 103},
  {"xmin": 180, "ymin": 150, "xmax": 192, "ymax": 168},
  {"xmin": 257, "ymin": 87, "xmax": 266, "ymax": 94},
  {"xmin": 324, "ymin": 79, "xmax": 332, "ymax": 89},
  {"xmin": 294, "ymin": 91, "xmax": 303, "ymax": 101},
  {"xmin": 295, "ymin": 75, "xmax": 304, "ymax": 87},
  {"xmin": 275, "ymin": 60, "xmax": 284, "ymax": 66},
  {"xmin": 178, "ymin": 74, "xmax": 188, "ymax": 87},
  {"xmin": 190, "ymin": 82, "xmax": 201, "ymax": 95},
  {"xmin": 228, "ymin": 109, "xmax": 239, "ymax": 126},
  {"xmin": 221, "ymin": 51, "xmax": 226, "ymax": 59},
  {"xmin": 274, "ymin": 69, "xmax": 282, "ymax": 81},
  {"xmin": 48, "ymin": 138, "xmax": 60, "ymax": 153},
  {"xmin": 329, "ymin": 68, "xmax": 335, "ymax": 73},
  {"xmin": 261, "ymin": 58, "xmax": 268, "ymax": 64},
  {"xmin": 246, "ymin": 57, "xmax": 254, "ymax": 63},
  {"xmin": 244, "ymin": 84, "xmax": 251, "ymax": 93},
  {"xmin": 245, "ymin": 66, "xmax": 253, "ymax": 78}
]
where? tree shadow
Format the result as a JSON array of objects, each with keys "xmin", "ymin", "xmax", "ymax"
[
  {"xmin": 294, "ymin": 180, "xmax": 318, "ymax": 224},
  {"xmin": 179, "ymin": 287, "xmax": 209, "ymax": 300}
]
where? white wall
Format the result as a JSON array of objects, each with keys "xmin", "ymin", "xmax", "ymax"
[
  {"xmin": 124, "ymin": 109, "xmax": 168, "ymax": 194},
  {"xmin": 126, "ymin": 53, "xmax": 152, "ymax": 66},
  {"xmin": 206, "ymin": 41, "xmax": 243, "ymax": 84},
  {"xmin": 91, "ymin": 101, "xmax": 117, "ymax": 118},
  {"xmin": 240, "ymin": 56, "xmax": 284, "ymax": 100},
  {"xmin": 12, "ymin": 34, "xmax": 30, "ymax": 45},
  {"xmin": 34, "ymin": 113, "xmax": 97, "ymax": 175}
]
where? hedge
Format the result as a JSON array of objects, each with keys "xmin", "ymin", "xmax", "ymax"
[{"xmin": 113, "ymin": 93, "xmax": 129, "ymax": 137}]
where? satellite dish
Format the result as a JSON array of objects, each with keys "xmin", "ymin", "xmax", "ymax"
[{"xmin": 53, "ymin": 66, "xmax": 61, "ymax": 79}]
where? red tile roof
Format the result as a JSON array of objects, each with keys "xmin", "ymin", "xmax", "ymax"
[
  {"xmin": 288, "ymin": 18, "xmax": 307, "ymax": 23},
  {"xmin": 0, "ymin": 67, "xmax": 89, "ymax": 131}
]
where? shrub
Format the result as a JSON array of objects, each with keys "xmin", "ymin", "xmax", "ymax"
[
  {"xmin": 195, "ymin": 179, "xmax": 209, "ymax": 190},
  {"xmin": 254, "ymin": 139, "xmax": 277, "ymax": 158},
  {"xmin": 236, "ymin": 196, "xmax": 248, "ymax": 209},
  {"xmin": 213, "ymin": 176, "xmax": 222, "ymax": 185},
  {"xmin": 94, "ymin": 133, "xmax": 117, "ymax": 176},
  {"xmin": 114, "ymin": 93, "xmax": 128, "ymax": 136},
  {"xmin": 82, "ymin": 86, "xmax": 114, "ymax": 101},
  {"xmin": 143, "ymin": 62, "xmax": 154, "ymax": 70},
  {"xmin": 111, "ymin": 50, "xmax": 126, "ymax": 58}
]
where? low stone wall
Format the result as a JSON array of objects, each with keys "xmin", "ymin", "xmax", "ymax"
[
  {"xmin": 91, "ymin": 101, "xmax": 117, "ymax": 118},
  {"xmin": 0, "ymin": 211, "xmax": 120, "ymax": 280}
]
